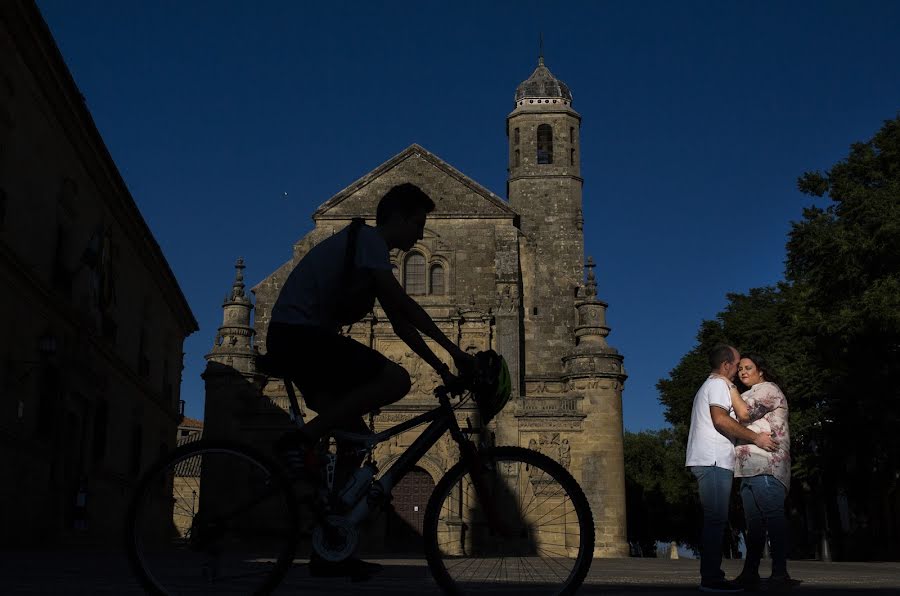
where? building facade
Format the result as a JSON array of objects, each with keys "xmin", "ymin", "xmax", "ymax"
[
  {"xmin": 0, "ymin": 0, "xmax": 198, "ymax": 545},
  {"xmin": 205, "ymin": 57, "xmax": 628, "ymax": 556}
]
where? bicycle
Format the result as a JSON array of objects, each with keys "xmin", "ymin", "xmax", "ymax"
[{"xmin": 126, "ymin": 350, "xmax": 595, "ymax": 595}]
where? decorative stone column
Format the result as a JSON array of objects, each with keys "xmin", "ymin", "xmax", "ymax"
[
  {"xmin": 493, "ymin": 281, "xmax": 522, "ymax": 447},
  {"xmin": 562, "ymin": 257, "xmax": 628, "ymax": 557},
  {"xmin": 203, "ymin": 258, "xmax": 258, "ymax": 441}
]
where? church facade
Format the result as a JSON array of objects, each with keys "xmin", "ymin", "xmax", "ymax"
[{"xmin": 204, "ymin": 58, "xmax": 628, "ymax": 557}]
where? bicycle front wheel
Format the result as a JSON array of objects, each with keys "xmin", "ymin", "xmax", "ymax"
[
  {"xmin": 423, "ymin": 446, "xmax": 594, "ymax": 596},
  {"xmin": 126, "ymin": 439, "xmax": 299, "ymax": 596}
]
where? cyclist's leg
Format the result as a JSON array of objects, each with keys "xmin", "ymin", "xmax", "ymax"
[
  {"xmin": 301, "ymin": 360, "xmax": 409, "ymax": 443},
  {"xmin": 267, "ymin": 324, "xmax": 411, "ymax": 444}
]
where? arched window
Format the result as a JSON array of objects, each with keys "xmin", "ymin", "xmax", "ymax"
[
  {"xmin": 92, "ymin": 400, "xmax": 108, "ymax": 462},
  {"xmin": 130, "ymin": 423, "xmax": 143, "ymax": 476},
  {"xmin": 404, "ymin": 253, "xmax": 426, "ymax": 295},
  {"xmin": 514, "ymin": 149, "xmax": 520, "ymax": 168},
  {"xmin": 537, "ymin": 124, "xmax": 553, "ymax": 164},
  {"xmin": 430, "ymin": 264, "xmax": 445, "ymax": 295}
]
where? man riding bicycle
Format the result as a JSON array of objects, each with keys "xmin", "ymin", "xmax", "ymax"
[{"xmin": 266, "ymin": 183, "xmax": 474, "ymax": 577}]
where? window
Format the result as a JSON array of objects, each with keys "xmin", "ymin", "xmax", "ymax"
[
  {"xmin": 571, "ymin": 148, "xmax": 575, "ymax": 166},
  {"xmin": 52, "ymin": 225, "xmax": 72, "ymax": 296},
  {"xmin": 138, "ymin": 327, "xmax": 150, "ymax": 378},
  {"xmin": 569, "ymin": 126, "xmax": 574, "ymax": 144},
  {"xmin": 430, "ymin": 264, "xmax": 445, "ymax": 295},
  {"xmin": 130, "ymin": 423, "xmax": 143, "ymax": 476},
  {"xmin": 162, "ymin": 358, "xmax": 173, "ymax": 404},
  {"xmin": 514, "ymin": 149, "xmax": 520, "ymax": 168},
  {"xmin": 35, "ymin": 363, "xmax": 61, "ymax": 438},
  {"xmin": 404, "ymin": 253, "xmax": 426, "ymax": 295},
  {"xmin": 537, "ymin": 124, "xmax": 553, "ymax": 164},
  {"xmin": 92, "ymin": 400, "xmax": 108, "ymax": 462},
  {"xmin": 514, "ymin": 127, "xmax": 520, "ymax": 145}
]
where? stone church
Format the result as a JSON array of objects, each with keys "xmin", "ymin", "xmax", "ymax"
[{"xmin": 204, "ymin": 56, "xmax": 628, "ymax": 557}]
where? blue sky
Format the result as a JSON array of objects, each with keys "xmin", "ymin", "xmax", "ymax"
[{"xmin": 37, "ymin": 1, "xmax": 900, "ymax": 430}]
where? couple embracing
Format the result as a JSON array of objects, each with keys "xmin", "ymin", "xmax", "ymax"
[{"xmin": 686, "ymin": 344, "xmax": 792, "ymax": 593}]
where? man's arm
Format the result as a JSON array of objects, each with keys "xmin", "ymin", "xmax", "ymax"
[
  {"xmin": 710, "ymin": 406, "xmax": 778, "ymax": 451},
  {"xmin": 373, "ymin": 269, "xmax": 471, "ymax": 374}
]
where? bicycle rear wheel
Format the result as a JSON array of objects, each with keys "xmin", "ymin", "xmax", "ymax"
[
  {"xmin": 126, "ymin": 439, "xmax": 299, "ymax": 596},
  {"xmin": 423, "ymin": 446, "xmax": 594, "ymax": 596}
]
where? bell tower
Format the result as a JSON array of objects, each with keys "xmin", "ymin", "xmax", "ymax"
[{"xmin": 508, "ymin": 56, "xmax": 584, "ymax": 375}]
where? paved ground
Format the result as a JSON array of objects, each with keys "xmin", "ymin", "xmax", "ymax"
[{"xmin": 1, "ymin": 551, "xmax": 898, "ymax": 594}]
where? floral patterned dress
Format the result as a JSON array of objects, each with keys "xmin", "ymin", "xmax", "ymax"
[{"xmin": 734, "ymin": 381, "xmax": 791, "ymax": 491}]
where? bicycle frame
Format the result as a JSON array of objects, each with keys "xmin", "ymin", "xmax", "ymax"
[{"xmin": 283, "ymin": 378, "xmax": 476, "ymax": 526}]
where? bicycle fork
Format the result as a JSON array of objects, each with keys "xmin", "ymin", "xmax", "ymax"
[{"xmin": 458, "ymin": 438, "xmax": 515, "ymax": 538}]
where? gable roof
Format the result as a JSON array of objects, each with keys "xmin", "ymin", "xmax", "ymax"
[{"xmin": 313, "ymin": 144, "xmax": 517, "ymax": 220}]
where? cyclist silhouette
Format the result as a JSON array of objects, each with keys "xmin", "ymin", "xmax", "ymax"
[{"xmin": 266, "ymin": 182, "xmax": 474, "ymax": 577}]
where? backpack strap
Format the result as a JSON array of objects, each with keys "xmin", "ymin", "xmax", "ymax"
[
  {"xmin": 338, "ymin": 218, "xmax": 367, "ymax": 336},
  {"xmin": 343, "ymin": 218, "xmax": 366, "ymax": 274}
]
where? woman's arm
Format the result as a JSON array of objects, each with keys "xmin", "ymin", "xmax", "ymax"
[
  {"xmin": 709, "ymin": 374, "xmax": 750, "ymax": 422},
  {"xmin": 729, "ymin": 383, "xmax": 751, "ymax": 423},
  {"xmin": 742, "ymin": 383, "xmax": 784, "ymax": 422}
]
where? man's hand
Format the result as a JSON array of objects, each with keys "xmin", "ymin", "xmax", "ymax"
[
  {"xmin": 452, "ymin": 350, "xmax": 476, "ymax": 378},
  {"xmin": 435, "ymin": 362, "xmax": 456, "ymax": 386},
  {"xmin": 753, "ymin": 432, "xmax": 779, "ymax": 452}
]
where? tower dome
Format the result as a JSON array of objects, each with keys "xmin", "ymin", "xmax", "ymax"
[{"xmin": 514, "ymin": 57, "xmax": 573, "ymax": 103}]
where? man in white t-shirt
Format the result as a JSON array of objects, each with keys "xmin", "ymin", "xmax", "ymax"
[
  {"xmin": 685, "ymin": 344, "xmax": 778, "ymax": 593},
  {"xmin": 266, "ymin": 183, "xmax": 474, "ymax": 578}
]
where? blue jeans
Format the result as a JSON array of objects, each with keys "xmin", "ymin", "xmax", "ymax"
[
  {"xmin": 691, "ymin": 466, "xmax": 733, "ymax": 581},
  {"xmin": 740, "ymin": 475, "xmax": 788, "ymax": 576}
]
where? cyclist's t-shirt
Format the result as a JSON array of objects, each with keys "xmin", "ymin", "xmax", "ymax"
[{"xmin": 271, "ymin": 224, "xmax": 391, "ymax": 330}]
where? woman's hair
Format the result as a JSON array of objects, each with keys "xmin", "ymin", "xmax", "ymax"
[{"xmin": 739, "ymin": 353, "xmax": 781, "ymax": 388}]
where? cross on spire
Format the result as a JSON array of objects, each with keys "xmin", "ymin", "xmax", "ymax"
[{"xmin": 539, "ymin": 32, "xmax": 544, "ymax": 66}]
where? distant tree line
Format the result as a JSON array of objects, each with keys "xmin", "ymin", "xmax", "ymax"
[{"xmin": 625, "ymin": 115, "xmax": 900, "ymax": 561}]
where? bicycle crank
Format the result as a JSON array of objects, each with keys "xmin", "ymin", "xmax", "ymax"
[{"xmin": 311, "ymin": 515, "xmax": 358, "ymax": 562}]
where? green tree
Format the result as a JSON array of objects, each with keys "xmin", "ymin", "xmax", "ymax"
[
  {"xmin": 787, "ymin": 115, "xmax": 900, "ymax": 557},
  {"xmin": 623, "ymin": 428, "xmax": 699, "ymax": 554}
]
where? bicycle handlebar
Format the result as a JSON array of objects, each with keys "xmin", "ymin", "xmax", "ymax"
[{"xmin": 434, "ymin": 374, "xmax": 470, "ymax": 400}]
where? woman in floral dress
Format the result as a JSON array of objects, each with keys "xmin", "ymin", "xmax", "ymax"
[{"xmin": 729, "ymin": 353, "xmax": 791, "ymax": 587}]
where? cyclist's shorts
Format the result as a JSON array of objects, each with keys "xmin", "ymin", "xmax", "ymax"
[{"xmin": 266, "ymin": 322, "xmax": 390, "ymax": 410}]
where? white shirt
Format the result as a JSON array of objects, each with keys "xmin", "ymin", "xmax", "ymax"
[
  {"xmin": 271, "ymin": 224, "xmax": 391, "ymax": 329},
  {"xmin": 685, "ymin": 376, "xmax": 736, "ymax": 470}
]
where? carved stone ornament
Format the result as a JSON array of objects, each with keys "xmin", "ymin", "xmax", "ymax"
[
  {"xmin": 495, "ymin": 284, "xmax": 520, "ymax": 315},
  {"xmin": 518, "ymin": 418, "xmax": 583, "ymax": 432}
]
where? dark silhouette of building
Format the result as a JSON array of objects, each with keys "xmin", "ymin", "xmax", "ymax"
[{"xmin": 0, "ymin": 0, "xmax": 197, "ymax": 546}]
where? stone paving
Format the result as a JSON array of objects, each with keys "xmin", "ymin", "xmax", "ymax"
[{"xmin": 1, "ymin": 551, "xmax": 898, "ymax": 595}]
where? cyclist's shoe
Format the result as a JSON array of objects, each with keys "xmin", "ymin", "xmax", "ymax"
[
  {"xmin": 309, "ymin": 554, "xmax": 383, "ymax": 581},
  {"xmin": 274, "ymin": 430, "xmax": 320, "ymax": 477}
]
